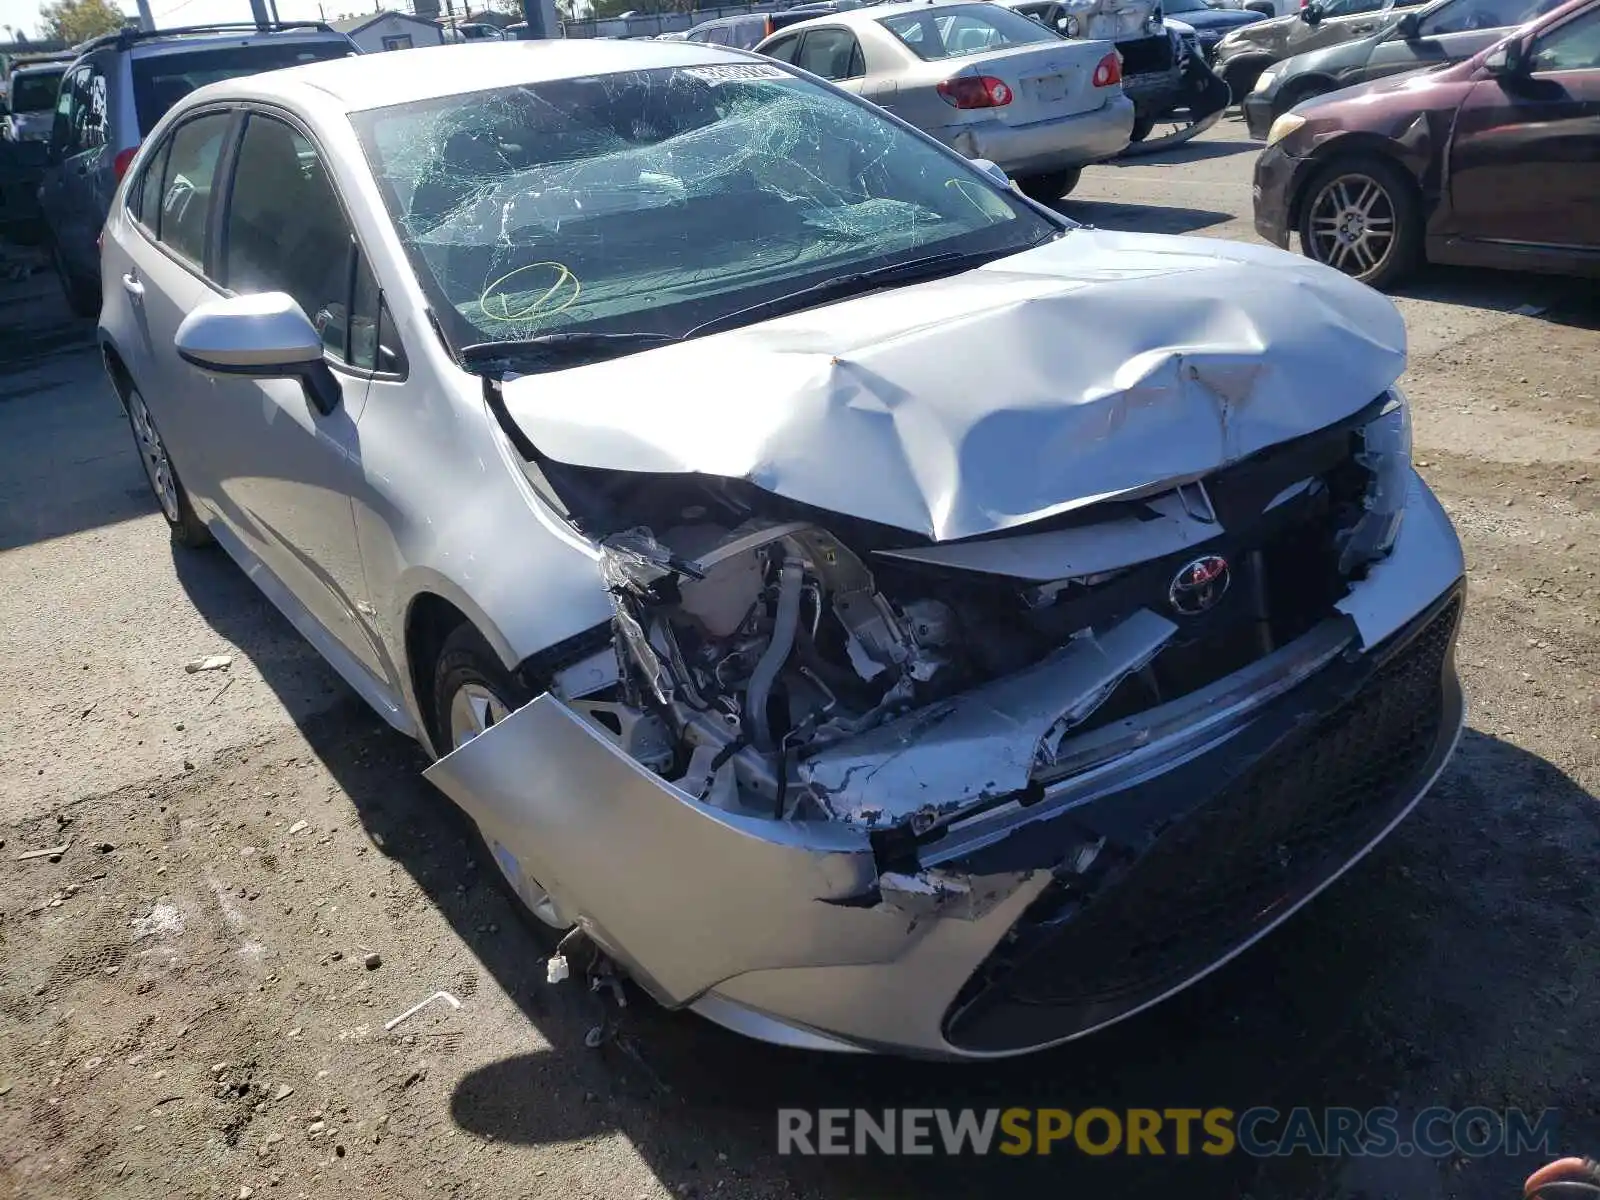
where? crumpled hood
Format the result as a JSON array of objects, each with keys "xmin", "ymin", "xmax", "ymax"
[{"xmin": 500, "ymin": 228, "xmax": 1406, "ymax": 541}]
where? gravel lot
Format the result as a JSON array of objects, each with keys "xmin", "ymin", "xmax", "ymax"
[{"xmin": 2, "ymin": 118, "xmax": 1597, "ymax": 1200}]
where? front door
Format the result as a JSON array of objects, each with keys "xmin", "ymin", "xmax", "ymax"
[{"xmin": 1445, "ymin": 5, "xmax": 1600, "ymax": 250}]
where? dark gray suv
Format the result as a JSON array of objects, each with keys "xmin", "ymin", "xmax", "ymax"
[{"xmin": 39, "ymin": 21, "xmax": 356, "ymax": 317}]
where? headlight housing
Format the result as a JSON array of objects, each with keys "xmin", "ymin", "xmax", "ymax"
[
  {"xmin": 1264, "ymin": 112, "xmax": 1305, "ymax": 147},
  {"xmin": 1252, "ymin": 66, "xmax": 1278, "ymax": 92},
  {"xmin": 1338, "ymin": 388, "xmax": 1412, "ymax": 572}
]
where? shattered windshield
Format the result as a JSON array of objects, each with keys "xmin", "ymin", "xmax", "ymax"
[{"xmin": 350, "ymin": 63, "xmax": 1054, "ymax": 350}]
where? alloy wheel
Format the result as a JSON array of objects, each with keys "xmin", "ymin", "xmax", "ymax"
[
  {"xmin": 127, "ymin": 389, "xmax": 180, "ymax": 524},
  {"xmin": 1305, "ymin": 173, "xmax": 1397, "ymax": 279},
  {"xmin": 446, "ymin": 682, "xmax": 566, "ymax": 928}
]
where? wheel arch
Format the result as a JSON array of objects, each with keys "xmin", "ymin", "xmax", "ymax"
[
  {"xmin": 100, "ymin": 340, "xmax": 133, "ymax": 416},
  {"xmin": 1276, "ymin": 72, "xmax": 1340, "ymax": 113},
  {"xmin": 1288, "ymin": 136, "xmax": 1421, "ymax": 238}
]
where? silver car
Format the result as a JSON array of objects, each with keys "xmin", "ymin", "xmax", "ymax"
[
  {"xmin": 99, "ymin": 38, "xmax": 1466, "ymax": 1059},
  {"xmin": 753, "ymin": 0, "xmax": 1133, "ymax": 200}
]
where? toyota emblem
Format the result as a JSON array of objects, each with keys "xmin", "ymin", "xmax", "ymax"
[{"xmin": 1169, "ymin": 554, "xmax": 1231, "ymax": 616}]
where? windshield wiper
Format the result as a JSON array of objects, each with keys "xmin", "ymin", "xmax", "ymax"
[
  {"xmin": 682, "ymin": 249, "xmax": 1008, "ymax": 340},
  {"xmin": 459, "ymin": 331, "xmax": 681, "ymax": 372}
]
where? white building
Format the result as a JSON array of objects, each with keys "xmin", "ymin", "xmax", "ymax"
[{"xmin": 332, "ymin": 12, "xmax": 446, "ymax": 52}]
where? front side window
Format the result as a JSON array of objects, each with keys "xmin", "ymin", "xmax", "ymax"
[
  {"xmin": 1417, "ymin": 0, "xmax": 1563, "ymax": 37},
  {"xmin": 879, "ymin": 5, "xmax": 1058, "ymax": 59},
  {"xmin": 351, "ymin": 64, "xmax": 1053, "ymax": 353},
  {"xmin": 156, "ymin": 111, "xmax": 232, "ymax": 268},
  {"xmin": 382, "ymin": 34, "xmax": 415, "ymax": 50},
  {"xmin": 131, "ymin": 40, "xmax": 354, "ymax": 135},
  {"xmin": 222, "ymin": 115, "xmax": 362, "ymax": 360},
  {"xmin": 1528, "ymin": 6, "xmax": 1600, "ymax": 68},
  {"xmin": 796, "ymin": 28, "xmax": 866, "ymax": 79}
]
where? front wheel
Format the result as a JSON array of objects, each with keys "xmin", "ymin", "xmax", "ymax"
[
  {"xmin": 431, "ymin": 622, "xmax": 569, "ymax": 931},
  {"xmin": 1014, "ymin": 167, "xmax": 1082, "ymax": 203},
  {"xmin": 1297, "ymin": 155, "xmax": 1422, "ymax": 289}
]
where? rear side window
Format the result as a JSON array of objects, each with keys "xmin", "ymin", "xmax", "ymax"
[
  {"xmin": 131, "ymin": 138, "xmax": 172, "ymax": 231},
  {"xmin": 879, "ymin": 5, "xmax": 1057, "ymax": 59},
  {"xmin": 796, "ymin": 28, "xmax": 866, "ymax": 79},
  {"xmin": 763, "ymin": 33, "xmax": 802, "ymax": 61},
  {"xmin": 155, "ymin": 112, "xmax": 232, "ymax": 268},
  {"xmin": 131, "ymin": 40, "xmax": 354, "ymax": 135},
  {"xmin": 1529, "ymin": 5, "xmax": 1600, "ymax": 69}
]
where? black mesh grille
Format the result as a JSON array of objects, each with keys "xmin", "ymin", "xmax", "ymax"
[{"xmin": 945, "ymin": 594, "xmax": 1460, "ymax": 1051}]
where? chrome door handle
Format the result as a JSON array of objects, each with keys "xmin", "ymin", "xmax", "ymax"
[{"xmin": 121, "ymin": 273, "xmax": 144, "ymax": 298}]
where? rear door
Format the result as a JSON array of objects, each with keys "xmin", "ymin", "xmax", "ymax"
[
  {"xmin": 1445, "ymin": 5, "xmax": 1600, "ymax": 250},
  {"xmin": 202, "ymin": 109, "xmax": 389, "ymax": 680},
  {"xmin": 124, "ymin": 107, "xmax": 239, "ymax": 501},
  {"xmin": 40, "ymin": 64, "xmax": 100, "ymax": 279}
]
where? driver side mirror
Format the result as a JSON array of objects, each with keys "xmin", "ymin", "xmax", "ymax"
[
  {"xmin": 1484, "ymin": 38, "xmax": 1528, "ymax": 76},
  {"xmin": 175, "ymin": 292, "xmax": 341, "ymax": 416},
  {"xmin": 1301, "ymin": 3, "xmax": 1323, "ymax": 24},
  {"xmin": 1394, "ymin": 10, "xmax": 1421, "ymax": 37}
]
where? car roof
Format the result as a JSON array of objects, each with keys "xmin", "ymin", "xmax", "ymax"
[
  {"xmin": 9, "ymin": 61, "xmax": 67, "ymax": 76},
  {"xmin": 179, "ymin": 37, "xmax": 773, "ymax": 113},
  {"xmin": 762, "ymin": 0, "xmax": 991, "ymax": 29}
]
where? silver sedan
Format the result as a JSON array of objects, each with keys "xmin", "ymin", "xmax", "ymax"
[
  {"xmin": 98, "ymin": 38, "xmax": 1465, "ymax": 1059},
  {"xmin": 754, "ymin": 0, "xmax": 1134, "ymax": 200}
]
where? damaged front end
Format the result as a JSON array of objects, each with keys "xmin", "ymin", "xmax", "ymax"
[{"xmin": 426, "ymin": 383, "xmax": 1464, "ymax": 1057}]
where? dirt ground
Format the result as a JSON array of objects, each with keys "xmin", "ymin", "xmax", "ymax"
[{"xmin": 2, "ymin": 123, "xmax": 1597, "ymax": 1200}]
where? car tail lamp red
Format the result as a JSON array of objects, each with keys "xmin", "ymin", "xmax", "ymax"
[
  {"xmin": 936, "ymin": 75, "xmax": 1013, "ymax": 109},
  {"xmin": 764, "ymin": 14, "xmax": 774, "ymax": 36},
  {"xmin": 1092, "ymin": 52, "xmax": 1122, "ymax": 88},
  {"xmin": 112, "ymin": 145, "xmax": 140, "ymax": 181}
]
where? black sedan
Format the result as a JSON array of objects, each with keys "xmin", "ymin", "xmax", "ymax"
[{"xmin": 1162, "ymin": 0, "xmax": 1269, "ymax": 59}]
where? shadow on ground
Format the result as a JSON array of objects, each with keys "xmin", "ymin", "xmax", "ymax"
[
  {"xmin": 164, "ymin": 541, "xmax": 1600, "ymax": 1200},
  {"xmin": 1057, "ymin": 198, "xmax": 1236, "ymax": 235}
]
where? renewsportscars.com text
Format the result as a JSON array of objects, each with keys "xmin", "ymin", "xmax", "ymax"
[{"xmin": 777, "ymin": 1106, "xmax": 1559, "ymax": 1158}]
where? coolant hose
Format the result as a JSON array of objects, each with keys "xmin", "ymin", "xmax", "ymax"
[{"xmin": 746, "ymin": 558, "xmax": 804, "ymax": 754}]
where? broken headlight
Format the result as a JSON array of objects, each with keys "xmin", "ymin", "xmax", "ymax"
[{"xmin": 1338, "ymin": 387, "xmax": 1412, "ymax": 573}]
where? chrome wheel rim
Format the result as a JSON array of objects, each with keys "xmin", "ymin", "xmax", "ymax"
[
  {"xmin": 1306, "ymin": 173, "xmax": 1396, "ymax": 278},
  {"xmin": 128, "ymin": 389, "xmax": 180, "ymax": 523},
  {"xmin": 446, "ymin": 683, "xmax": 566, "ymax": 928}
]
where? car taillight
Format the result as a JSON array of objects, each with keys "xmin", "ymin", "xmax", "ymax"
[
  {"xmin": 1092, "ymin": 51, "xmax": 1122, "ymax": 87},
  {"xmin": 936, "ymin": 75, "xmax": 1013, "ymax": 109},
  {"xmin": 112, "ymin": 145, "xmax": 140, "ymax": 180},
  {"xmin": 765, "ymin": 15, "xmax": 774, "ymax": 35}
]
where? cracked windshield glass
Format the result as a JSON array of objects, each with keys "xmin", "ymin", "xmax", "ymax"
[{"xmin": 351, "ymin": 63, "xmax": 1056, "ymax": 355}]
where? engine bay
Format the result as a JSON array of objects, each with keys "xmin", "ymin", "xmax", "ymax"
[{"xmin": 516, "ymin": 390, "xmax": 1411, "ymax": 836}]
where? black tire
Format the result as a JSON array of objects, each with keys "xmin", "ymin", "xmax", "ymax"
[
  {"xmin": 50, "ymin": 239, "xmax": 99, "ymax": 320},
  {"xmin": 1295, "ymin": 154, "xmax": 1423, "ymax": 289},
  {"xmin": 1015, "ymin": 167, "xmax": 1082, "ymax": 203},
  {"xmin": 429, "ymin": 623, "xmax": 569, "ymax": 935},
  {"xmin": 122, "ymin": 382, "xmax": 213, "ymax": 547}
]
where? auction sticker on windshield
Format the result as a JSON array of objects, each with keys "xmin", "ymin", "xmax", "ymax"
[{"xmin": 681, "ymin": 63, "xmax": 789, "ymax": 84}]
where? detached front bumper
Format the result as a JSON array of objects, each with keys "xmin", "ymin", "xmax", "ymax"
[
  {"xmin": 946, "ymin": 93, "xmax": 1136, "ymax": 175},
  {"xmin": 426, "ymin": 473, "xmax": 1466, "ymax": 1059}
]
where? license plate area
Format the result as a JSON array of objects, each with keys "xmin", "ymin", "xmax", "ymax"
[{"xmin": 1025, "ymin": 71, "xmax": 1070, "ymax": 104}]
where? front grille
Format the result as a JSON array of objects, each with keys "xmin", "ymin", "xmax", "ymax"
[
  {"xmin": 944, "ymin": 594, "xmax": 1460, "ymax": 1052},
  {"xmin": 1115, "ymin": 33, "xmax": 1175, "ymax": 77}
]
